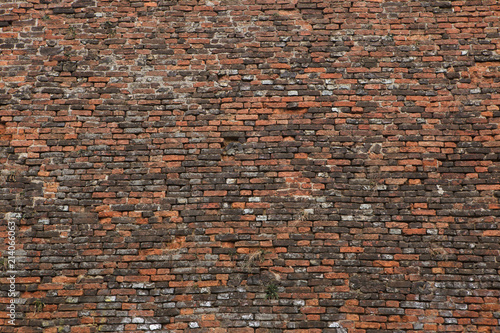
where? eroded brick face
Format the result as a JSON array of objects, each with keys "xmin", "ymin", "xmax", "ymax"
[{"xmin": 1, "ymin": 0, "xmax": 500, "ymax": 332}]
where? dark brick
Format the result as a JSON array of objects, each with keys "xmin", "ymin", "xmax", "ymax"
[{"xmin": 1, "ymin": 1, "xmax": 499, "ymax": 332}]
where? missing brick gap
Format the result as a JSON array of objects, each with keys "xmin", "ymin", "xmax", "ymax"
[{"xmin": 222, "ymin": 136, "xmax": 240, "ymax": 148}]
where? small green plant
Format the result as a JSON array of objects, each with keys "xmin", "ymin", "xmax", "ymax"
[
  {"xmin": 0, "ymin": 258, "xmax": 6, "ymax": 271},
  {"xmin": 228, "ymin": 249, "xmax": 237, "ymax": 260},
  {"xmin": 266, "ymin": 283, "xmax": 279, "ymax": 300},
  {"xmin": 67, "ymin": 26, "xmax": 76, "ymax": 39},
  {"xmin": 33, "ymin": 299, "xmax": 45, "ymax": 313},
  {"xmin": 42, "ymin": 14, "xmax": 50, "ymax": 20},
  {"xmin": 186, "ymin": 282, "xmax": 200, "ymax": 294}
]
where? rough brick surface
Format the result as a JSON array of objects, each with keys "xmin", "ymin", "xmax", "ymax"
[{"xmin": 1, "ymin": 0, "xmax": 500, "ymax": 332}]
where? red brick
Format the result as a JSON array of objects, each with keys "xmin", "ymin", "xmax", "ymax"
[{"xmin": 2, "ymin": 1, "xmax": 499, "ymax": 332}]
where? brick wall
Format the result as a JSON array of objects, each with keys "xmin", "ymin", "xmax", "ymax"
[{"xmin": 1, "ymin": 0, "xmax": 500, "ymax": 332}]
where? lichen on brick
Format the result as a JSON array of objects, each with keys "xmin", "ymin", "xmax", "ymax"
[{"xmin": 0, "ymin": 0, "xmax": 500, "ymax": 332}]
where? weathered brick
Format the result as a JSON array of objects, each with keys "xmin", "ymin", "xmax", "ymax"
[{"xmin": 0, "ymin": 0, "xmax": 499, "ymax": 332}]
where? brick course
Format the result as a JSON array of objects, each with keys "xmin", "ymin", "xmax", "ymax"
[{"xmin": 1, "ymin": 0, "xmax": 500, "ymax": 332}]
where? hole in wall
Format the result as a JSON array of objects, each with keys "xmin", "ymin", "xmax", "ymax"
[{"xmin": 222, "ymin": 136, "xmax": 240, "ymax": 148}]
